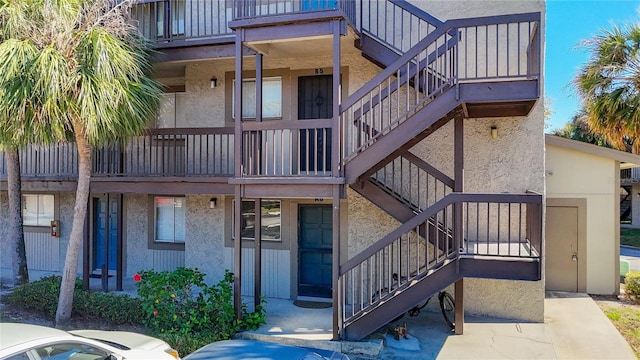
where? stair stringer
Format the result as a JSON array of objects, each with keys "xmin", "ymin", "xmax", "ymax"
[
  {"xmin": 343, "ymin": 86, "xmax": 461, "ymax": 184},
  {"xmin": 341, "ymin": 256, "xmax": 541, "ymax": 341},
  {"xmin": 342, "ymin": 258, "xmax": 460, "ymax": 341}
]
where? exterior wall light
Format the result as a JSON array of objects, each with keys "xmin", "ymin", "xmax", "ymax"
[
  {"xmin": 210, "ymin": 78, "xmax": 217, "ymax": 89},
  {"xmin": 209, "ymin": 198, "xmax": 217, "ymax": 209},
  {"xmin": 491, "ymin": 126, "xmax": 498, "ymax": 139}
]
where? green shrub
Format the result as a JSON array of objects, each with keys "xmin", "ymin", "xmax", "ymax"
[
  {"xmin": 5, "ymin": 276, "xmax": 72, "ymax": 317},
  {"xmin": 73, "ymin": 291, "xmax": 144, "ymax": 324},
  {"xmin": 625, "ymin": 271, "xmax": 640, "ymax": 298},
  {"xmin": 5, "ymin": 276, "xmax": 143, "ymax": 324},
  {"xmin": 134, "ymin": 267, "xmax": 266, "ymax": 352}
]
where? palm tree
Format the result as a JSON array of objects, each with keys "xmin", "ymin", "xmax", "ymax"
[
  {"xmin": 552, "ymin": 111, "xmax": 611, "ymax": 148},
  {"xmin": 575, "ymin": 24, "xmax": 640, "ymax": 154},
  {"xmin": 0, "ymin": 0, "xmax": 161, "ymax": 325},
  {"xmin": 0, "ymin": 0, "xmax": 39, "ymax": 287}
]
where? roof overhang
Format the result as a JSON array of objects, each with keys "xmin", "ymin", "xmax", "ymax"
[{"xmin": 545, "ymin": 134, "xmax": 640, "ymax": 168}]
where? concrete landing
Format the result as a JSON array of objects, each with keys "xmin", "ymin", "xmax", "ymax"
[{"xmin": 239, "ymin": 293, "xmax": 636, "ymax": 359}]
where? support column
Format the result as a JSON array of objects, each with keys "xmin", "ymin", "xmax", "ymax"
[
  {"xmin": 233, "ymin": 28, "xmax": 244, "ymax": 321},
  {"xmin": 331, "ymin": 19, "xmax": 341, "ymax": 177},
  {"xmin": 82, "ymin": 198, "xmax": 90, "ymax": 291},
  {"xmin": 254, "ymin": 198, "xmax": 262, "ymax": 309},
  {"xmin": 331, "ymin": 19, "xmax": 343, "ymax": 341},
  {"xmin": 332, "ymin": 185, "xmax": 341, "ymax": 341},
  {"xmin": 454, "ymin": 115, "xmax": 464, "ymax": 335},
  {"xmin": 253, "ymin": 52, "xmax": 263, "ymax": 309},
  {"xmin": 255, "ymin": 53, "xmax": 263, "ymax": 175},
  {"xmin": 116, "ymin": 193, "xmax": 123, "ymax": 291},
  {"xmin": 455, "ymin": 278, "xmax": 464, "ymax": 335},
  {"xmin": 233, "ymin": 185, "xmax": 243, "ymax": 320},
  {"xmin": 102, "ymin": 194, "xmax": 110, "ymax": 292}
]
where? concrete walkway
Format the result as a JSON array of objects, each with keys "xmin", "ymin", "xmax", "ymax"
[{"xmin": 237, "ymin": 292, "xmax": 636, "ymax": 359}]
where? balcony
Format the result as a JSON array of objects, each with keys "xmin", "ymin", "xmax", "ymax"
[
  {"xmin": 131, "ymin": 0, "xmax": 356, "ymax": 48},
  {"xmin": 0, "ymin": 128, "xmax": 233, "ymax": 180}
]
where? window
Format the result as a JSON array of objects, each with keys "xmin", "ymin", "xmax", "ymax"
[
  {"xmin": 233, "ymin": 77, "xmax": 282, "ymax": 119},
  {"xmin": 154, "ymin": 196, "xmax": 186, "ymax": 243},
  {"xmin": 233, "ymin": 199, "xmax": 281, "ymax": 241},
  {"xmin": 22, "ymin": 194, "xmax": 54, "ymax": 226},
  {"xmin": 156, "ymin": 93, "xmax": 186, "ymax": 128}
]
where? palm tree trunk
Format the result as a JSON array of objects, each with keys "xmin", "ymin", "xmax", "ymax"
[
  {"xmin": 6, "ymin": 147, "xmax": 28, "ymax": 285},
  {"xmin": 55, "ymin": 131, "xmax": 92, "ymax": 326}
]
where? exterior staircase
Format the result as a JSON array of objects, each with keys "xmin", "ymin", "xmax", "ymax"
[{"xmin": 335, "ymin": 4, "xmax": 542, "ymax": 340}]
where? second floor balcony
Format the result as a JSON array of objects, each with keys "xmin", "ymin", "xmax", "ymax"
[
  {"xmin": 132, "ymin": 0, "xmax": 357, "ymax": 47},
  {"xmin": 0, "ymin": 124, "xmax": 344, "ymax": 181}
]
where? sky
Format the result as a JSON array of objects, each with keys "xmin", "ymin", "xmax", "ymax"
[{"xmin": 546, "ymin": 0, "xmax": 640, "ymax": 131}]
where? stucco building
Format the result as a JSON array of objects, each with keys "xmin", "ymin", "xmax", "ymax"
[
  {"xmin": 546, "ymin": 134, "xmax": 640, "ymax": 295},
  {"xmin": 0, "ymin": 0, "xmax": 544, "ymax": 340}
]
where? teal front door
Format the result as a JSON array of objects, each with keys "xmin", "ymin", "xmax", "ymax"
[
  {"xmin": 93, "ymin": 196, "xmax": 118, "ymax": 272},
  {"xmin": 298, "ymin": 205, "xmax": 332, "ymax": 298}
]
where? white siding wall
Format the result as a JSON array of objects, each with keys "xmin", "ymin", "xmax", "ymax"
[{"xmin": 224, "ymin": 247, "xmax": 290, "ymax": 299}]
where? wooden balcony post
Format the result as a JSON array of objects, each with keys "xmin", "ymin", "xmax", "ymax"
[
  {"xmin": 332, "ymin": 185, "xmax": 341, "ymax": 340},
  {"xmin": 254, "ymin": 198, "xmax": 262, "ymax": 309},
  {"xmin": 454, "ymin": 116, "xmax": 464, "ymax": 335},
  {"xmin": 331, "ymin": 18, "xmax": 342, "ymax": 341},
  {"xmin": 233, "ymin": 28, "xmax": 244, "ymax": 321},
  {"xmin": 455, "ymin": 278, "xmax": 464, "ymax": 335},
  {"xmin": 251, "ymin": 53, "xmax": 263, "ymax": 175},
  {"xmin": 234, "ymin": 185, "xmax": 243, "ymax": 320},
  {"xmin": 331, "ymin": 19, "xmax": 341, "ymax": 177}
]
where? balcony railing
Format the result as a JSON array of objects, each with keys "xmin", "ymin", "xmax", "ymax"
[
  {"xmin": 241, "ymin": 119, "xmax": 333, "ymax": 176},
  {"xmin": 339, "ymin": 192, "xmax": 542, "ymax": 327},
  {"xmin": 621, "ymin": 168, "xmax": 640, "ymax": 182},
  {"xmin": 132, "ymin": 0, "xmax": 235, "ymax": 44},
  {"xmin": 0, "ymin": 128, "xmax": 234, "ymax": 179},
  {"xmin": 131, "ymin": 0, "xmax": 450, "ymax": 47},
  {"xmin": 339, "ymin": 12, "xmax": 541, "ymax": 164},
  {"xmin": 131, "ymin": 0, "xmax": 357, "ymax": 45}
]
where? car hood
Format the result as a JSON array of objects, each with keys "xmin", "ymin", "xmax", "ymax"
[{"xmin": 69, "ymin": 330, "xmax": 169, "ymax": 352}]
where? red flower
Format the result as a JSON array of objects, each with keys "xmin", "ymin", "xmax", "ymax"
[
  {"xmin": 133, "ymin": 273, "xmax": 141, "ymax": 282},
  {"xmin": 153, "ymin": 310, "xmax": 158, "ymax": 317}
]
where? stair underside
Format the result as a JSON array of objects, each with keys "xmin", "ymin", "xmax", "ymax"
[{"xmin": 343, "ymin": 79, "xmax": 538, "ymax": 184}]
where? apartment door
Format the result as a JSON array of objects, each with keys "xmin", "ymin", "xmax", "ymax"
[
  {"xmin": 93, "ymin": 195, "xmax": 119, "ymax": 273},
  {"xmin": 545, "ymin": 205, "xmax": 579, "ymax": 291},
  {"xmin": 298, "ymin": 205, "xmax": 333, "ymax": 298},
  {"xmin": 298, "ymin": 75, "xmax": 332, "ymax": 172}
]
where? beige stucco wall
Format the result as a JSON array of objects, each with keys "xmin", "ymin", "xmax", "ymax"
[
  {"xmin": 546, "ymin": 144, "xmax": 619, "ymax": 295},
  {"xmin": 154, "ymin": 0, "xmax": 546, "ymax": 321},
  {"xmin": 419, "ymin": 0, "xmax": 544, "ymax": 20}
]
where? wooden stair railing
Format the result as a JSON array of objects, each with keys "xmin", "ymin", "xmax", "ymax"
[{"xmin": 339, "ymin": 192, "xmax": 542, "ymax": 340}]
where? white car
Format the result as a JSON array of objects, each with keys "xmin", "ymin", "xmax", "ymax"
[{"xmin": 0, "ymin": 323, "xmax": 179, "ymax": 360}]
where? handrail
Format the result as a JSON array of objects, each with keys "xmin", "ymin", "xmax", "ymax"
[
  {"xmin": 339, "ymin": 191, "xmax": 542, "ymax": 328},
  {"xmin": 340, "ymin": 192, "xmax": 542, "ymax": 274},
  {"xmin": 339, "ymin": 12, "xmax": 541, "ymax": 165},
  {"xmin": 0, "ymin": 127, "xmax": 236, "ymax": 178},
  {"xmin": 369, "ymin": 153, "xmax": 453, "ymax": 213},
  {"xmin": 360, "ymin": 0, "xmax": 443, "ymax": 53},
  {"xmin": 341, "ymin": 12, "xmax": 540, "ymax": 112}
]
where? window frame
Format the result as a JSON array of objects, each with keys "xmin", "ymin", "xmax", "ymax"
[
  {"xmin": 232, "ymin": 199, "xmax": 282, "ymax": 241},
  {"xmin": 147, "ymin": 195, "xmax": 186, "ymax": 251},
  {"xmin": 232, "ymin": 77, "xmax": 283, "ymax": 120},
  {"xmin": 22, "ymin": 193, "xmax": 56, "ymax": 231}
]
